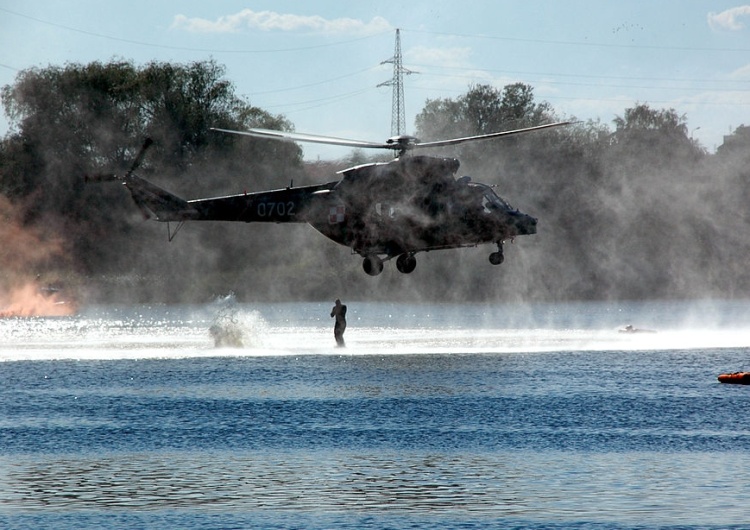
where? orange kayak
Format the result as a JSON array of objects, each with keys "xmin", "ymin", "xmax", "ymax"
[{"xmin": 718, "ymin": 372, "xmax": 750, "ymax": 385}]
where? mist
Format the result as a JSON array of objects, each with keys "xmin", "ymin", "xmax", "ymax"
[{"xmin": 2, "ymin": 61, "xmax": 750, "ymax": 307}]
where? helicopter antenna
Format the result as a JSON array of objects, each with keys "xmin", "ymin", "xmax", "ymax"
[{"xmin": 378, "ymin": 29, "xmax": 416, "ymax": 136}]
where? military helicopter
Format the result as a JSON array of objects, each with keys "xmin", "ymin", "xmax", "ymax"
[{"xmin": 92, "ymin": 122, "xmax": 570, "ymax": 276}]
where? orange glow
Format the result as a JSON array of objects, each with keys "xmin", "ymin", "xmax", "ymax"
[
  {"xmin": 0, "ymin": 282, "xmax": 76, "ymax": 318},
  {"xmin": 0, "ymin": 195, "xmax": 78, "ymax": 317}
]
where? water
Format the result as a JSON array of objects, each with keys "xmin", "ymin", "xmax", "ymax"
[{"xmin": 1, "ymin": 300, "xmax": 749, "ymax": 529}]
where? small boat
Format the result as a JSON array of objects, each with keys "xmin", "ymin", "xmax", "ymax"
[
  {"xmin": 718, "ymin": 372, "xmax": 750, "ymax": 385},
  {"xmin": 618, "ymin": 325, "xmax": 656, "ymax": 334}
]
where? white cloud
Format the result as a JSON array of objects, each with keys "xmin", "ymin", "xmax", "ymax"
[
  {"xmin": 707, "ymin": 6, "xmax": 750, "ymax": 31},
  {"xmin": 406, "ymin": 45, "xmax": 472, "ymax": 69},
  {"xmin": 729, "ymin": 63, "xmax": 750, "ymax": 79},
  {"xmin": 172, "ymin": 9, "xmax": 392, "ymax": 35}
]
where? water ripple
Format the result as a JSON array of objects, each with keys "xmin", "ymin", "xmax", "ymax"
[{"xmin": 2, "ymin": 449, "xmax": 749, "ymax": 526}]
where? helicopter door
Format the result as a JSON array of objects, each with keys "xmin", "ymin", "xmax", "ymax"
[{"xmin": 375, "ymin": 202, "xmax": 397, "ymax": 218}]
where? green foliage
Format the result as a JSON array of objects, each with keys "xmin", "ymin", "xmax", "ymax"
[
  {"xmin": 608, "ymin": 103, "xmax": 703, "ymax": 170},
  {"xmin": 0, "ymin": 59, "xmax": 304, "ymax": 299},
  {"xmin": 415, "ymin": 83, "xmax": 556, "ymax": 162},
  {"xmin": 416, "ymin": 83, "xmax": 554, "ymax": 140}
]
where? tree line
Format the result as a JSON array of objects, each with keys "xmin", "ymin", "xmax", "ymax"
[{"xmin": 1, "ymin": 59, "xmax": 749, "ymax": 304}]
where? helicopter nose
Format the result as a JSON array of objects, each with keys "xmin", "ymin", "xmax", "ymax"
[{"xmin": 514, "ymin": 212, "xmax": 537, "ymax": 235}]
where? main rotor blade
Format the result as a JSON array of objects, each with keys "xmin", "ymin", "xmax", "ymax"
[
  {"xmin": 413, "ymin": 121, "xmax": 574, "ymax": 149},
  {"xmin": 211, "ymin": 127, "xmax": 397, "ymax": 151},
  {"xmin": 212, "ymin": 121, "xmax": 575, "ymax": 154}
]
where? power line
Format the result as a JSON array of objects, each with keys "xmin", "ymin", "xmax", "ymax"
[
  {"xmin": 255, "ymin": 87, "xmax": 374, "ymax": 112},
  {"xmin": 403, "ymin": 27, "xmax": 750, "ymax": 54},
  {"xmin": 414, "ymin": 70, "xmax": 749, "ymax": 93},
  {"xmin": 0, "ymin": 6, "xmax": 390, "ymax": 54},
  {"xmin": 245, "ymin": 66, "xmax": 381, "ymax": 96},
  {"xmin": 409, "ymin": 63, "xmax": 750, "ymax": 86}
]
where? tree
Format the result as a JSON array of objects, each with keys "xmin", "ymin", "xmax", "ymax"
[
  {"xmin": 0, "ymin": 59, "xmax": 305, "ymax": 302},
  {"xmin": 717, "ymin": 124, "xmax": 750, "ymax": 158},
  {"xmin": 416, "ymin": 83, "xmax": 553, "ymax": 140},
  {"xmin": 415, "ymin": 83, "xmax": 557, "ymax": 164},
  {"xmin": 609, "ymin": 103, "xmax": 703, "ymax": 168},
  {"xmin": 1, "ymin": 59, "xmax": 302, "ymax": 198}
]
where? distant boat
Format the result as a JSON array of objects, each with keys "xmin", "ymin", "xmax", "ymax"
[
  {"xmin": 618, "ymin": 325, "xmax": 656, "ymax": 334},
  {"xmin": 718, "ymin": 372, "xmax": 750, "ymax": 385}
]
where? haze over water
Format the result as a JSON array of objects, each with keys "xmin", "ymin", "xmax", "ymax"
[{"xmin": 1, "ymin": 300, "xmax": 749, "ymax": 529}]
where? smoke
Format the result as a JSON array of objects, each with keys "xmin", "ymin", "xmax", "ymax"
[
  {"xmin": 85, "ymin": 125, "xmax": 750, "ymax": 306},
  {"xmin": 0, "ymin": 282, "xmax": 74, "ymax": 318},
  {"xmin": 0, "ymin": 195, "xmax": 77, "ymax": 317}
]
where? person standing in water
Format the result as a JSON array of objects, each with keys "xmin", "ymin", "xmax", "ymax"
[{"xmin": 330, "ymin": 299, "xmax": 347, "ymax": 347}]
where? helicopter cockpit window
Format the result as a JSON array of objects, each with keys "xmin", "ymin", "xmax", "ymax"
[{"xmin": 472, "ymin": 184, "xmax": 513, "ymax": 213}]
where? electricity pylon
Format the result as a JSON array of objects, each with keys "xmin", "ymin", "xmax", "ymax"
[{"xmin": 378, "ymin": 29, "xmax": 416, "ymax": 136}]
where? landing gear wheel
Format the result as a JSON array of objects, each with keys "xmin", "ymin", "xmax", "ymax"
[
  {"xmin": 489, "ymin": 242, "xmax": 505, "ymax": 265},
  {"xmin": 363, "ymin": 255, "xmax": 384, "ymax": 276},
  {"xmin": 489, "ymin": 250, "xmax": 504, "ymax": 265},
  {"xmin": 396, "ymin": 253, "xmax": 417, "ymax": 274}
]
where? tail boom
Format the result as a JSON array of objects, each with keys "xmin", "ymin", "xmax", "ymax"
[
  {"xmin": 185, "ymin": 183, "xmax": 334, "ymax": 223},
  {"xmin": 118, "ymin": 175, "xmax": 336, "ymax": 225},
  {"xmin": 123, "ymin": 175, "xmax": 200, "ymax": 222}
]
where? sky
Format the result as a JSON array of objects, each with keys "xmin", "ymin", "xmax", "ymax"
[{"xmin": 2, "ymin": 1, "xmax": 750, "ymax": 160}]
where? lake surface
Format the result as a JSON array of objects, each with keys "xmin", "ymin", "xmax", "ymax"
[{"xmin": 1, "ymin": 300, "xmax": 749, "ymax": 529}]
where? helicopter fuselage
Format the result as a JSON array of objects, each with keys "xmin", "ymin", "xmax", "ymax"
[
  {"xmin": 95, "ymin": 121, "xmax": 570, "ymax": 276},
  {"xmin": 306, "ymin": 157, "xmax": 536, "ymax": 256},
  {"xmin": 114, "ymin": 154, "xmax": 536, "ymax": 276},
  {"xmin": 161, "ymin": 155, "xmax": 537, "ymax": 275}
]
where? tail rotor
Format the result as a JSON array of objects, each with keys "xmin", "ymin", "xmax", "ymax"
[
  {"xmin": 84, "ymin": 137, "xmax": 153, "ymax": 183},
  {"xmin": 125, "ymin": 137, "xmax": 153, "ymax": 179}
]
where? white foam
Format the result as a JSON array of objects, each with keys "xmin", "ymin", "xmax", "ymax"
[{"xmin": 2, "ymin": 307, "xmax": 750, "ymax": 362}]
